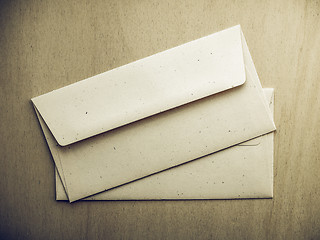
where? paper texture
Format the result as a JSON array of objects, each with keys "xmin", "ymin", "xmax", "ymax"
[
  {"xmin": 55, "ymin": 89, "xmax": 274, "ymax": 200},
  {"xmin": 32, "ymin": 25, "xmax": 276, "ymax": 202},
  {"xmin": 32, "ymin": 25, "xmax": 245, "ymax": 147}
]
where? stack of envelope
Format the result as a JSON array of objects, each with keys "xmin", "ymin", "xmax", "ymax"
[{"xmin": 31, "ymin": 25, "xmax": 276, "ymax": 202}]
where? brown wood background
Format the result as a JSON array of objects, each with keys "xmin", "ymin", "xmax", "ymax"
[{"xmin": 1, "ymin": 0, "xmax": 320, "ymax": 239}]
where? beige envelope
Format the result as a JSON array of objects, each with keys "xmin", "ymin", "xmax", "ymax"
[
  {"xmin": 55, "ymin": 89, "xmax": 274, "ymax": 201},
  {"xmin": 32, "ymin": 25, "xmax": 276, "ymax": 202}
]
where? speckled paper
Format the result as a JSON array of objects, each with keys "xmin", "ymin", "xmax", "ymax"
[
  {"xmin": 32, "ymin": 25, "xmax": 275, "ymax": 202},
  {"xmin": 55, "ymin": 89, "xmax": 274, "ymax": 201}
]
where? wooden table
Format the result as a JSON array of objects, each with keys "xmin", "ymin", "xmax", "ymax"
[{"xmin": 1, "ymin": 0, "xmax": 319, "ymax": 239}]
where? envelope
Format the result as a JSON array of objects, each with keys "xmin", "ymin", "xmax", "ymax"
[
  {"xmin": 55, "ymin": 88, "xmax": 274, "ymax": 200},
  {"xmin": 31, "ymin": 25, "xmax": 276, "ymax": 202}
]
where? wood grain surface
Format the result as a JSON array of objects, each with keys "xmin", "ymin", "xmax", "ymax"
[{"xmin": 1, "ymin": 0, "xmax": 319, "ymax": 239}]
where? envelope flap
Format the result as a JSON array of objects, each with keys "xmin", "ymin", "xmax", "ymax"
[{"xmin": 31, "ymin": 25, "xmax": 245, "ymax": 146}]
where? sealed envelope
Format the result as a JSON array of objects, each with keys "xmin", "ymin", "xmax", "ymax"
[
  {"xmin": 55, "ymin": 89, "xmax": 275, "ymax": 200},
  {"xmin": 32, "ymin": 25, "xmax": 276, "ymax": 202}
]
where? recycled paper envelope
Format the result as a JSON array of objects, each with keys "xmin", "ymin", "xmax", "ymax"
[
  {"xmin": 31, "ymin": 25, "xmax": 276, "ymax": 202},
  {"xmin": 55, "ymin": 89, "xmax": 274, "ymax": 200}
]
